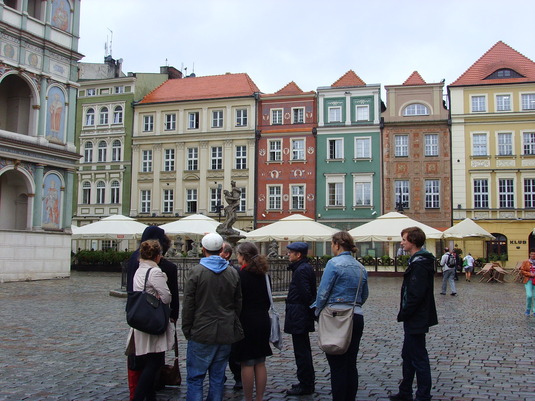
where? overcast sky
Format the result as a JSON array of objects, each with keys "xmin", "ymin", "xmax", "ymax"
[{"xmin": 79, "ymin": 0, "xmax": 535, "ymax": 95}]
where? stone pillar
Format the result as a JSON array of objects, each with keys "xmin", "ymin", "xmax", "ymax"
[
  {"xmin": 63, "ymin": 169, "xmax": 74, "ymax": 229},
  {"xmin": 33, "ymin": 164, "xmax": 44, "ymax": 229}
]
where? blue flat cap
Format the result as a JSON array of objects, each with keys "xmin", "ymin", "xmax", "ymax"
[{"xmin": 287, "ymin": 242, "xmax": 308, "ymax": 254}]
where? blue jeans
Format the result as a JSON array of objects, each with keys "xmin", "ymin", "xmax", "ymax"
[
  {"xmin": 441, "ymin": 269, "xmax": 456, "ymax": 294},
  {"xmin": 399, "ymin": 333, "xmax": 432, "ymax": 401},
  {"xmin": 186, "ymin": 340, "xmax": 231, "ymax": 401},
  {"xmin": 525, "ymin": 281, "xmax": 535, "ymax": 313}
]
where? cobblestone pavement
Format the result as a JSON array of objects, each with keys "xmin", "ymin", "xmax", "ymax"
[{"xmin": 1, "ymin": 271, "xmax": 534, "ymax": 401}]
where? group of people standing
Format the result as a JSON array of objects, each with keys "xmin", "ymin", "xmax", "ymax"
[{"xmin": 125, "ymin": 225, "xmax": 439, "ymax": 401}]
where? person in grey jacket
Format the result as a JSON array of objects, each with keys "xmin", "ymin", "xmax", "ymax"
[{"xmin": 182, "ymin": 233, "xmax": 243, "ymax": 401}]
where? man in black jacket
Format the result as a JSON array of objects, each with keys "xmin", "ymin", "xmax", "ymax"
[
  {"xmin": 389, "ymin": 227, "xmax": 438, "ymax": 401},
  {"xmin": 284, "ymin": 242, "xmax": 317, "ymax": 396}
]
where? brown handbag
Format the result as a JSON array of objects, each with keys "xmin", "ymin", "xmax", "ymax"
[{"xmin": 159, "ymin": 330, "xmax": 181, "ymax": 386}]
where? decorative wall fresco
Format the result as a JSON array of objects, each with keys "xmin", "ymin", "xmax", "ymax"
[
  {"xmin": 42, "ymin": 173, "xmax": 62, "ymax": 229},
  {"xmin": 51, "ymin": 0, "xmax": 71, "ymax": 32},
  {"xmin": 46, "ymin": 86, "xmax": 66, "ymax": 144}
]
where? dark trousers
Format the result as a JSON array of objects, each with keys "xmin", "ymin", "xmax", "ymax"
[
  {"xmin": 133, "ymin": 352, "xmax": 165, "ymax": 401},
  {"xmin": 228, "ymin": 349, "xmax": 241, "ymax": 383},
  {"xmin": 399, "ymin": 332, "xmax": 432, "ymax": 401},
  {"xmin": 326, "ymin": 314, "xmax": 364, "ymax": 401},
  {"xmin": 292, "ymin": 332, "xmax": 315, "ymax": 388}
]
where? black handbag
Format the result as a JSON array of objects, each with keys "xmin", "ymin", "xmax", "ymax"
[{"xmin": 126, "ymin": 268, "xmax": 170, "ymax": 335}]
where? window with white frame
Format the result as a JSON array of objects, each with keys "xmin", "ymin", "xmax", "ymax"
[
  {"xmin": 143, "ymin": 115, "xmax": 154, "ymax": 132},
  {"xmin": 291, "ymin": 138, "xmax": 305, "ymax": 160},
  {"xmin": 497, "ymin": 133, "xmax": 513, "ymax": 156},
  {"xmin": 353, "ymin": 176, "xmax": 372, "ymax": 207},
  {"xmin": 186, "ymin": 189, "xmax": 197, "ymax": 213},
  {"xmin": 211, "ymin": 146, "xmax": 222, "ymax": 170},
  {"xmin": 326, "ymin": 175, "xmax": 345, "ymax": 207},
  {"xmin": 140, "ymin": 190, "xmax": 151, "ymax": 213},
  {"xmin": 473, "ymin": 179, "xmax": 489, "ymax": 208},
  {"xmin": 523, "ymin": 132, "xmax": 535, "ymax": 155},
  {"xmin": 496, "ymin": 95, "xmax": 511, "ymax": 111},
  {"xmin": 86, "ymin": 88, "xmax": 96, "ymax": 96},
  {"xmin": 98, "ymin": 141, "xmax": 107, "ymax": 162},
  {"xmin": 110, "ymin": 180, "xmax": 120, "ymax": 204},
  {"xmin": 164, "ymin": 148, "xmax": 175, "ymax": 171},
  {"xmin": 210, "ymin": 187, "xmax": 222, "ymax": 213},
  {"xmin": 292, "ymin": 107, "xmax": 304, "ymax": 124},
  {"xmin": 328, "ymin": 138, "xmax": 343, "ymax": 160},
  {"xmin": 471, "ymin": 95, "xmax": 486, "ymax": 112},
  {"xmin": 395, "ymin": 180, "xmax": 410, "ymax": 209},
  {"xmin": 236, "ymin": 108, "xmax": 248, "ymax": 126},
  {"xmin": 142, "ymin": 150, "xmax": 152, "ymax": 172},
  {"xmin": 164, "ymin": 113, "xmax": 176, "ymax": 131},
  {"xmin": 356, "ymin": 105, "xmax": 369, "ymax": 121},
  {"xmin": 328, "ymin": 106, "xmax": 342, "ymax": 123},
  {"xmin": 96, "ymin": 181, "xmax": 105, "ymax": 204},
  {"xmin": 188, "ymin": 112, "xmax": 199, "ymax": 129},
  {"xmin": 395, "ymin": 135, "xmax": 409, "ymax": 157},
  {"xmin": 524, "ymin": 179, "xmax": 535, "ymax": 208},
  {"xmin": 114, "ymin": 86, "xmax": 124, "ymax": 94},
  {"xmin": 424, "ymin": 134, "xmax": 438, "ymax": 156},
  {"xmin": 85, "ymin": 108, "xmax": 95, "ymax": 126},
  {"xmin": 82, "ymin": 181, "xmax": 91, "ymax": 204},
  {"xmin": 271, "ymin": 109, "xmax": 283, "ymax": 125},
  {"xmin": 355, "ymin": 137, "xmax": 371, "ymax": 159},
  {"xmin": 235, "ymin": 146, "xmax": 247, "ymax": 169},
  {"xmin": 268, "ymin": 140, "xmax": 282, "ymax": 162},
  {"xmin": 212, "ymin": 110, "xmax": 223, "ymax": 128},
  {"xmin": 163, "ymin": 189, "xmax": 174, "ymax": 213},
  {"xmin": 403, "ymin": 103, "xmax": 429, "ymax": 116},
  {"xmin": 187, "ymin": 147, "xmax": 198, "ymax": 170},
  {"xmin": 84, "ymin": 142, "xmax": 93, "ymax": 163},
  {"xmin": 472, "ymin": 133, "xmax": 488, "ymax": 156},
  {"xmin": 238, "ymin": 187, "xmax": 246, "ymax": 212},
  {"xmin": 425, "ymin": 180, "xmax": 440, "ymax": 208},
  {"xmin": 99, "ymin": 107, "xmax": 109, "ymax": 125},
  {"xmin": 290, "ymin": 185, "xmax": 305, "ymax": 210},
  {"xmin": 267, "ymin": 185, "xmax": 282, "ymax": 210},
  {"xmin": 111, "ymin": 140, "xmax": 121, "ymax": 161},
  {"xmin": 113, "ymin": 106, "xmax": 123, "ymax": 124},
  {"xmin": 498, "ymin": 178, "xmax": 514, "ymax": 208},
  {"xmin": 521, "ymin": 94, "xmax": 535, "ymax": 110}
]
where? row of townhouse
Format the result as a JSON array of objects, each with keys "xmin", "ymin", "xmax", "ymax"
[{"xmin": 73, "ymin": 41, "xmax": 535, "ymax": 265}]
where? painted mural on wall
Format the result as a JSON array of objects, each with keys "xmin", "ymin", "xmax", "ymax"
[
  {"xmin": 42, "ymin": 173, "xmax": 62, "ymax": 229},
  {"xmin": 46, "ymin": 86, "xmax": 66, "ymax": 144},
  {"xmin": 51, "ymin": 0, "xmax": 71, "ymax": 32}
]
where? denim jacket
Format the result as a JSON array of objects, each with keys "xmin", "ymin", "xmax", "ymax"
[{"xmin": 312, "ymin": 251, "xmax": 369, "ymax": 314}]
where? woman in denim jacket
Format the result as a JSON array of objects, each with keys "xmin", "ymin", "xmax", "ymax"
[{"xmin": 312, "ymin": 231, "xmax": 369, "ymax": 401}]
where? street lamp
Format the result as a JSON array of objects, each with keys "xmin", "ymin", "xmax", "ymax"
[
  {"xmin": 216, "ymin": 183, "xmax": 223, "ymax": 222},
  {"xmin": 395, "ymin": 191, "xmax": 407, "ymax": 213}
]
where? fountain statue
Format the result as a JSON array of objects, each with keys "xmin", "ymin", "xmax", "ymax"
[{"xmin": 216, "ymin": 180, "xmax": 246, "ymax": 248}]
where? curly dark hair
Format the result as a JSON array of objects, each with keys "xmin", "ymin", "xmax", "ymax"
[
  {"xmin": 139, "ymin": 239, "xmax": 162, "ymax": 261},
  {"xmin": 236, "ymin": 241, "xmax": 268, "ymax": 274}
]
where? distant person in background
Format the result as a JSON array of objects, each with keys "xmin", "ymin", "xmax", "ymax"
[
  {"xmin": 520, "ymin": 249, "xmax": 535, "ymax": 316},
  {"xmin": 439, "ymin": 248, "xmax": 457, "ymax": 296},
  {"xmin": 463, "ymin": 253, "xmax": 475, "ymax": 282}
]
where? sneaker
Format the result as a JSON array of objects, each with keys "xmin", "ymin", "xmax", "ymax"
[
  {"xmin": 450, "ymin": 293, "xmax": 457, "ymax": 296},
  {"xmin": 388, "ymin": 394, "xmax": 414, "ymax": 401},
  {"xmin": 440, "ymin": 292, "xmax": 446, "ymax": 295}
]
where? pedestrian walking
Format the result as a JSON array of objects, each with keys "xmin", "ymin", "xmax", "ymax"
[
  {"xmin": 182, "ymin": 233, "xmax": 243, "ymax": 401},
  {"xmin": 520, "ymin": 249, "xmax": 535, "ymax": 316},
  {"xmin": 312, "ymin": 231, "xmax": 369, "ymax": 401},
  {"xmin": 389, "ymin": 226, "xmax": 438, "ymax": 401},
  {"xmin": 463, "ymin": 253, "xmax": 475, "ymax": 282},
  {"xmin": 439, "ymin": 247, "xmax": 457, "ymax": 296},
  {"xmin": 284, "ymin": 242, "xmax": 317, "ymax": 396}
]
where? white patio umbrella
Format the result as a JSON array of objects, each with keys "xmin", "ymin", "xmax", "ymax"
[
  {"xmin": 443, "ymin": 218, "xmax": 495, "ymax": 239},
  {"xmin": 71, "ymin": 214, "xmax": 148, "ymax": 239},
  {"xmin": 348, "ymin": 212, "xmax": 444, "ymax": 242},
  {"xmin": 244, "ymin": 214, "xmax": 338, "ymax": 242},
  {"xmin": 159, "ymin": 214, "xmax": 245, "ymax": 237}
]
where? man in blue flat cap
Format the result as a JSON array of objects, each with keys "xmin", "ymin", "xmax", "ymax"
[{"xmin": 284, "ymin": 242, "xmax": 317, "ymax": 396}]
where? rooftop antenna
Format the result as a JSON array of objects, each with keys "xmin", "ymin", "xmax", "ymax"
[
  {"xmin": 107, "ymin": 28, "xmax": 113, "ymax": 57},
  {"xmin": 192, "ymin": 62, "xmax": 195, "ymax": 75},
  {"xmin": 165, "ymin": 58, "xmax": 168, "ymax": 67}
]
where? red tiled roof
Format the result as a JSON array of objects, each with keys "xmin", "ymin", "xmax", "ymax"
[
  {"xmin": 139, "ymin": 73, "xmax": 261, "ymax": 104},
  {"xmin": 403, "ymin": 71, "xmax": 427, "ymax": 85},
  {"xmin": 450, "ymin": 41, "xmax": 535, "ymax": 86},
  {"xmin": 262, "ymin": 81, "xmax": 315, "ymax": 97},
  {"xmin": 332, "ymin": 70, "xmax": 366, "ymax": 87}
]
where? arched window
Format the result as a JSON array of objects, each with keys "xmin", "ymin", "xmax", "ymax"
[
  {"xmin": 99, "ymin": 107, "xmax": 109, "ymax": 125},
  {"xmin": 113, "ymin": 105, "xmax": 123, "ymax": 124},
  {"xmin": 403, "ymin": 103, "xmax": 430, "ymax": 116},
  {"xmin": 84, "ymin": 142, "xmax": 93, "ymax": 163},
  {"xmin": 82, "ymin": 181, "xmax": 91, "ymax": 204},
  {"xmin": 111, "ymin": 180, "xmax": 120, "ymax": 204},
  {"xmin": 112, "ymin": 140, "xmax": 121, "ymax": 162},
  {"xmin": 96, "ymin": 181, "xmax": 105, "ymax": 204},
  {"xmin": 98, "ymin": 141, "xmax": 107, "ymax": 162},
  {"xmin": 487, "ymin": 233, "xmax": 507, "ymax": 261},
  {"xmin": 85, "ymin": 108, "xmax": 95, "ymax": 126}
]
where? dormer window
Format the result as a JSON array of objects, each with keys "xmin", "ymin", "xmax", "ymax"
[
  {"xmin": 485, "ymin": 68, "xmax": 524, "ymax": 80},
  {"xmin": 403, "ymin": 103, "xmax": 429, "ymax": 116}
]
